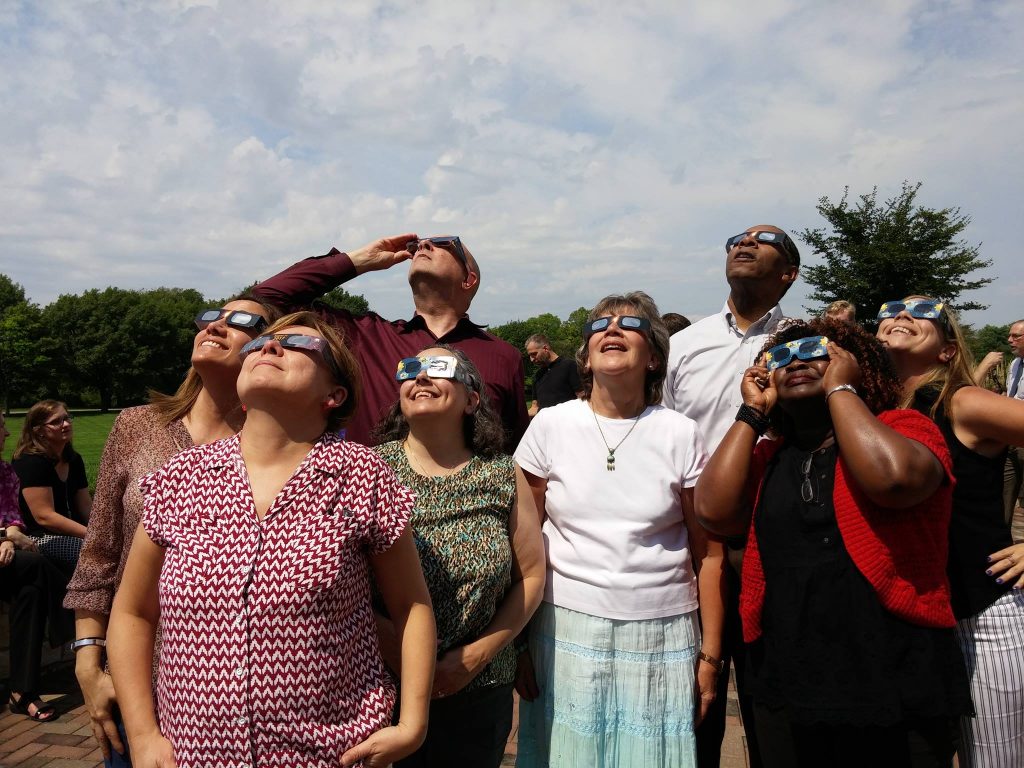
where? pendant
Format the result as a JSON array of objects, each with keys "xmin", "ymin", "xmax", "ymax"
[{"xmin": 606, "ymin": 450, "xmax": 615, "ymax": 471}]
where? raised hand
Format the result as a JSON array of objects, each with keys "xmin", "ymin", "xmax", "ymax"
[
  {"xmin": 740, "ymin": 363, "xmax": 776, "ymax": 414},
  {"xmin": 821, "ymin": 341, "xmax": 862, "ymax": 393},
  {"xmin": 348, "ymin": 234, "xmax": 419, "ymax": 275}
]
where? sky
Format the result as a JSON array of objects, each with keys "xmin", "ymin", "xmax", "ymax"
[{"xmin": 1, "ymin": 0, "xmax": 1022, "ymax": 328}]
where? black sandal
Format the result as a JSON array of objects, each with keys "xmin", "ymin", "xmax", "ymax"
[{"xmin": 9, "ymin": 692, "xmax": 59, "ymax": 722}]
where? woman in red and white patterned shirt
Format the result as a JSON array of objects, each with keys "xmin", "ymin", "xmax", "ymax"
[{"xmin": 108, "ymin": 312, "xmax": 436, "ymax": 768}]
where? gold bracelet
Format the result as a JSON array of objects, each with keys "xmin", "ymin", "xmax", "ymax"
[{"xmin": 698, "ymin": 651, "xmax": 725, "ymax": 673}]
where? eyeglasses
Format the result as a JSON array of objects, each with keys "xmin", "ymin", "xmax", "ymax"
[
  {"xmin": 44, "ymin": 414, "xmax": 74, "ymax": 427},
  {"xmin": 725, "ymin": 230, "xmax": 800, "ymax": 264},
  {"xmin": 877, "ymin": 299, "xmax": 952, "ymax": 335},
  {"xmin": 406, "ymin": 237, "xmax": 469, "ymax": 271},
  {"xmin": 877, "ymin": 300, "xmax": 945, "ymax": 321},
  {"xmin": 765, "ymin": 336, "xmax": 830, "ymax": 371},
  {"xmin": 195, "ymin": 308, "xmax": 268, "ymax": 332},
  {"xmin": 395, "ymin": 355, "xmax": 473, "ymax": 386},
  {"xmin": 240, "ymin": 333, "xmax": 344, "ymax": 381},
  {"xmin": 583, "ymin": 315, "xmax": 652, "ymax": 338}
]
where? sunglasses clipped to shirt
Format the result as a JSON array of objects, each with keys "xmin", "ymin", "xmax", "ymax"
[
  {"xmin": 395, "ymin": 355, "xmax": 473, "ymax": 386},
  {"xmin": 406, "ymin": 236, "xmax": 469, "ymax": 270},
  {"xmin": 195, "ymin": 308, "xmax": 268, "ymax": 332},
  {"xmin": 583, "ymin": 315, "xmax": 652, "ymax": 338},
  {"xmin": 240, "ymin": 333, "xmax": 344, "ymax": 380},
  {"xmin": 765, "ymin": 336, "xmax": 830, "ymax": 371}
]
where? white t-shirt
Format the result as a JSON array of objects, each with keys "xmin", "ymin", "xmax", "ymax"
[
  {"xmin": 663, "ymin": 301, "xmax": 789, "ymax": 451},
  {"xmin": 514, "ymin": 399, "xmax": 707, "ymax": 620}
]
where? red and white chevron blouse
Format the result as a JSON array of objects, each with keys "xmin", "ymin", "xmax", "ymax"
[{"xmin": 140, "ymin": 431, "xmax": 414, "ymax": 768}]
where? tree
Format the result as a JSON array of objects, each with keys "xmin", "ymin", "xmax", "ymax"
[
  {"xmin": 0, "ymin": 278, "xmax": 49, "ymax": 411},
  {"xmin": 315, "ymin": 287, "xmax": 370, "ymax": 315},
  {"xmin": 800, "ymin": 182, "xmax": 992, "ymax": 323},
  {"xmin": 0, "ymin": 274, "xmax": 26, "ymax": 316},
  {"xmin": 41, "ymin": 287, "xmax": 206, "ymax": 410},
  {"xmin": 491, "ymin": 308, "xmax": 589, "ymax": 393}
]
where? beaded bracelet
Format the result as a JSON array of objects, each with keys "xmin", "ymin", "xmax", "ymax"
[{"xmin": 735, "ymin": 403, "xmax": 770, "ymax": 436}]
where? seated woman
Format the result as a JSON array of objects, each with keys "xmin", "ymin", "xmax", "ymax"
[
  {"xmin": 11, "ymin": 400, "xmax": 92, "ymax": 575},
  {"xmin": 108, "ymin": 312, "xmax": 436, "ymax": 768},
  {"xmin": 696, "ymin": 318, "xmax": 971, "ymax": 767},
  {"xmin": 514, "ymin": 291, "xmax": 725, "ymax": 768},
  {"xmin": 372, "ymin": 345, "xmax": 545, "ymax": 767},
  {"xmin": 65, "ymin": 297, "xmax": 275, "ymax": 767},
  {"xmin": 2, "ymin": 413, "xmax": 74, "ymax": 721},
  {"xmin": 876, "ymin": 296, "xmax": 1024, "ymax": 767}
]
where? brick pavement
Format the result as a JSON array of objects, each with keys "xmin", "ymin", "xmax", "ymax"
[{"xmin": 1, "ymin": 661, "xmax": 752, "ymax": 768}]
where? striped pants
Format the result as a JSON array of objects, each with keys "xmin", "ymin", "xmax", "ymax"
[{"xmin": 955, "ymin": 590, "xmax": 1024, "ymax": 767}]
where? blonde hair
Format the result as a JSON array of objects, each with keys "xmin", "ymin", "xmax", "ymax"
[
  {"xmin": 148, "ymin": 295, "xmax": 280, "ymax": 427},
  {"xmin": 894, "ymin": 295, "xmax": 977, "ymax": 418}
]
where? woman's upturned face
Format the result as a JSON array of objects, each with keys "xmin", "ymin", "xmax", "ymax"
[
  {"xmin": 192, "ymin": 299, "xmax": 268, "ymax": 372},
  {"xmin": 237, "ymin": 325, "xmax": 340, "ymax": 406},
  {"xmin": 586, "ymin": 308, "xmax": 654, "ymax": 384},
  {"xmin": 37, "ymin": 406, "xmax": 73, "ymax": 450},
  {"xmin": 875, "ymin": 300, "xmax": 949, "ymax": 365},
  {"xmin": 772, "ymin": 356, "xmax": 830, "ymax": 403},
  {"xmin": 399, "ymin": 347, "xmax": 477, "ymax": 423}
]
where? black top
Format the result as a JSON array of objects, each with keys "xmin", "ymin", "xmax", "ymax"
[
  {"xmin": 533, "ymin": 356, "xmax": 580, "ymax": 410},
  {"xmin": 12, "ymin": 451, "xmax": 88, "ymax": 535},
  {"xmin": 748, "ymin": 442, "xmax": 971, "ymax": 726},
  {"xmin": 912, "ymin": 389, "xmax": 1012, "ymax": 619}
]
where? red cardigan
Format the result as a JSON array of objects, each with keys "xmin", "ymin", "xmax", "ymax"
[{"xmin": 739, "ymin": 409, "xmax": 957, "ymax": 643}]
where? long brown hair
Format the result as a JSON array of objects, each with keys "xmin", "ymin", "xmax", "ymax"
[
  {"xmin": 148, "ymin": 294, "xmax": 280, "ymax": 426},
  {"xmin": 13, "ymin": 399, "xmax": 75, "ymax": 461}
]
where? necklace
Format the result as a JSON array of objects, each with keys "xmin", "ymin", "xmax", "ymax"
[
  {"xmin": 403, "ymin": 441, "xmax": 466, "ymax": 478},
  {"xmin": 590, "ymin": 403, "xmax": 643, "ymax": 471}
]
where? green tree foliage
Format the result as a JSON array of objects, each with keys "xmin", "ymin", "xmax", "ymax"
[
  {"xmin": 41, "ymin": 287, "xmax": 206, "ymax": 410},
  {"xmin": 315, "ymin": 286, "xmax": 370, "ymax": 315},
  {"xmin": 800, "ymin": 182, "xmax": 992, "ymax": 322},
  {"xmin": 491, "ymin": 308, "xmax": 589, "ymax": 391},
  {"xmin": 0, "ymin": 274, "xmax": 26, "ymax": 315},
  {"xmin": 962, "ymin": 323, "xmax": 1012, "ymax": 392},
  {"xmin": 0, "ymin": 276, "xmax": 49, "ymax": 412}
]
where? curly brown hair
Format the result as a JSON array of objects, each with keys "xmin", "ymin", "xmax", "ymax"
[{"xmin": 761, "ymin": 318, "xmax": 903, "ymax": 439}]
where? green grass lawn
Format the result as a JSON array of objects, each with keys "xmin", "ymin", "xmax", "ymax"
[{"xmin": 2, "ymin": 411, "xmax": 118, "ymax": 493}]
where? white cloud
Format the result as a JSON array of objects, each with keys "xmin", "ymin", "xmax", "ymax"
[{"xmin": 0, "ymin": 0, "xmax": 1022, "ymax": 330}]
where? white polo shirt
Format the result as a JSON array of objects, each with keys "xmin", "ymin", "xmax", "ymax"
[{"xmin": 663, "ymin": 301, "xmax": 790, "ymax": 451}]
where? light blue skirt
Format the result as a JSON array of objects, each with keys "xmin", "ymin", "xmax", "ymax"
[{"xmin": 517, "ymin": 602, "xmax": 699, "ymax": 768}]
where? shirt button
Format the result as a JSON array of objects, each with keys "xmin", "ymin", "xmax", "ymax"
[
  {"xmin": 236, "ymin": 715, "xmax": 247, "ymax": 726},
  {"xmin": 234, "ymin": 614, "xmax": 245, "ymax": 627},
  {"xmin": 823, "ymin": 537, "xmax": 831, "ymax": 545},
  {"xmin": 234, "ymin": 667, "xmax": 245, "ymax": 677}
]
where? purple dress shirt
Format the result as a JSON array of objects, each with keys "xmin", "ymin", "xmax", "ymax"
[{"xmin": 253, "ymin": 249, "xmax": 528, "ymax": 450}]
